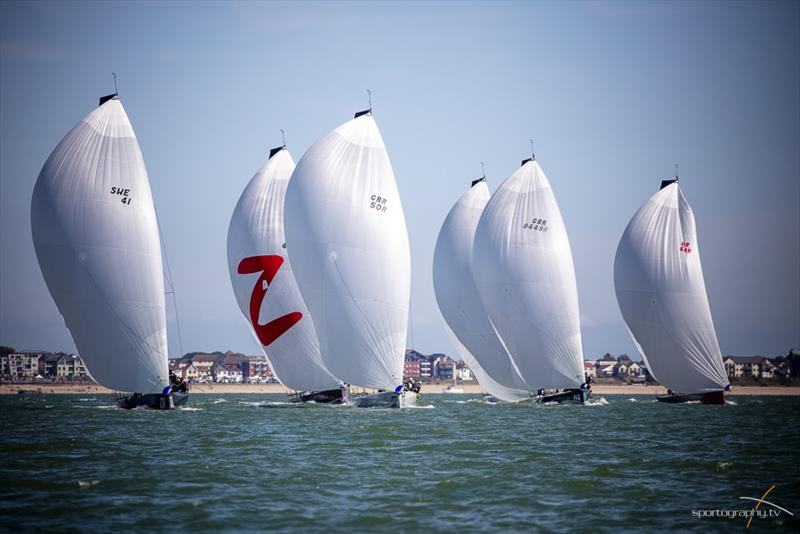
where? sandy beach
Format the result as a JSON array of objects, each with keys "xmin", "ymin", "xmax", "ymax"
[{"xmin": 1, "ymin": 382, "xmax": 798, "ymax": 396}]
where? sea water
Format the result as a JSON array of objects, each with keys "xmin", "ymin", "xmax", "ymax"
[{"xmin": 1, "ymin": 394, "xmax": 798, "ymax": 532}]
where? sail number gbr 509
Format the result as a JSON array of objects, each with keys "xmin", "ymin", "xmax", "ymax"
[{"xmin": 110, "ymin": 186, "xmax": 132, "ymax": 206}]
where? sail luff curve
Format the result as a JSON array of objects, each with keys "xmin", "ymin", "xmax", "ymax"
[
  {"xmin": 31, "ymin": 96, "xmax": 168, "ymax": 393},
  {"xmin": 472, "ymin": 160, "xmax": 585, "ymax": 389},
  {"xmin": 227, "ymin": 147, "xmax": 340, "ymax": 392},
  {"xmin": 433, "ymin": 180, "xmax": 530, "ymax": 400},
  {"xmin": 284, "ymin": 113, "xmax": 410, "ymax": 390}
]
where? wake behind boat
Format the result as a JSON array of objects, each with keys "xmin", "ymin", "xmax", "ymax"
[
  {"xmin": 614, "ymin": 177, "xmax": 730, "ymax": 405},
  {"xmin": 32, "ymin": 91, "xmax": 185, "ymax": 410},
  {"xmin": 284, "ymin": 104, "xmax": 416, "ymax": 408}
]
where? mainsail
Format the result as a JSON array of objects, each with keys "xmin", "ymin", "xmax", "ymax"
[
  {"xmin": 433, "ymin": 179, "xmax": 530, "ymax": 401},
  {"xmin": 284, "ymin": 111, "xmax": 410, "ymax": 391},
  {"xmin": 31, "ymin": 95, "xmax": 168, "ymax": 393},
  {"xmin": 227, "ymin": 146, "xmax": 340, "ymax": 392},
  {"xmin": 613, "ymin": 181, "xmax": 728, "ymax": 394},
  {"xmin": 472, "ymin": 158, "xmax": 584, "ymax": 389}
]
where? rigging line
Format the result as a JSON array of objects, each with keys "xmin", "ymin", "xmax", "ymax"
[
  {"xmin": 154, "ymin": 205, "xmax": 184, "ymax": 357},
  {"xmin": 408, "ymin": 297, "xmax": 415, "ymax": 351}
]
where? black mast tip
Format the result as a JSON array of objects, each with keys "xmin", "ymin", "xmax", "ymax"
[
  {"xmin": 354, "ymin": 89, "xmax": 373, "ymax": 118},
  {"xmin": 99, "ymin": 73, "xmax": 119, "ymax": 106},
  {"xmin": 269, "ymin": 129, "xmax": 287, "ymax": 159},
  {"xmin": 472, "ymin": 162, "xmax": 487, "ymax": 187},
  {"xmin": 520, "ymin": 138, "xmax": 536, "ymax": 166}
]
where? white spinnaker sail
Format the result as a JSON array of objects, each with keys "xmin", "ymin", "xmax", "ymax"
[
  {"xmin": 613, "ymin": 181, "xmax": 728, "ymax": 394},
  {"xmin": 433, "ymin": 180, "xmax": 530, "ymax": 401},
  {"xmin": 31, "ymin": 95, "xmax": 168, "ymax": 393},
  {"xmin": 284, "ymin": 112, "xmax": 410, "ymax": 390},
  {"xmin": 472, "ymin": 159, "xmax": 584, "ymax": 389},
  {"xmin": 227, "ymin": 147, "xmax": 340, "ymax": 392},
  {"xmin": 443, "ymin": 325, "xmax": 530, "ymax": 402}
]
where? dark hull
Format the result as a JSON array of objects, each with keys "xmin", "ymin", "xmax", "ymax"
[
  {"xmin": 540, "ymin": 388, "xmax": 589, "ymax": 404},
  {"xmin": 117, "ymin": 391, "xmax": 189, "ymax": 410},
  {"xmin": 289, "ymin": 388, "xmax": 347, "ymax": 404},
  {"xmin": 656, "ymin": 390, "xmax": 725, "ymax": 405}
]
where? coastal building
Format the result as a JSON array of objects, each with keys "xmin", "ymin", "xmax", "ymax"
[
  {"xmin": 724, "ymin": 356, "xmax": 763, "ymax": 379},
  {"xmin": 225, "ymin": 364, "xmax": 243, "ymax": 383},
  {"xmin": 55, "ymin": 354, "xmax": 88, "ymax": 379},
  {"xmin": 212, "ymin": 363, "xmax": 243, "ymax": 383},
  {"xmin": 432, "ymin": 356, "xmax": 454, "ymax": 380},
  {"xmin": 420, "ymin": 360, "xmax": 432, "ymax": 379},
  {"xmin": 38, "ymin": 353, "xmax": 62, "ymax": 377},
  {"xmin": 242, "ymin": 356, "xmax": 272, "ymax": 383},
  {"xmin": 455, "ymin": 361, "xmax": 473, "ymax": 381},
  {"xmin": 2, "ymin": 353, "xmax": 42, "ymax": 379},
  {"xmin": 182, "ymin": 364, "xmax": 200, "ymax": 382},
  {"xmin": 404, "ymin": 360, "xmax": 421, "ymax": 378}
]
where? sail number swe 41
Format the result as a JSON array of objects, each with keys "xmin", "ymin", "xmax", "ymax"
[{"xmin": 110, "ymin": 186, "xmax": 132, "ymax": 206}]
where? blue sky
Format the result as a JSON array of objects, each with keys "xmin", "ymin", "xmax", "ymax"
[{"xmin": 1, "ymin": 1, "xmax": 798, "ymax": 359}]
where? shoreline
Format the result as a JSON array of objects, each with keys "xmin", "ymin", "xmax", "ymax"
[{"xmin": 1, "ymin": 383, "xmax": 798, "ymax": 396}]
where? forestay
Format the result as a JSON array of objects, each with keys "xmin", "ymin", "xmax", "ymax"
[
  {"xmin": 433, "ymin": 179, "xmax": 530, "ymax": 401},
  {"xmin": 227, "ymin": 147, "xmax": 340, "ymax": 392},
  {"xmin": 31, "ymin": 95, "xmax": 168, "ymax": 393},
  {"xmin": 613, "ymin": 182, "xmax": 728, "ymax": 394},
  {"xmin": 284, "ymin": 112, "xmax": 410, "ymax": 391},
  {"xmin": 472, "ymin": 159, "xmax": 584, "ymax": 389}
]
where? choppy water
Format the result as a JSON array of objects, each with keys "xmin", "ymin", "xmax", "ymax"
[{"xmin": 1, "ymin": 393, "xmax": 798, "ymax": 532}]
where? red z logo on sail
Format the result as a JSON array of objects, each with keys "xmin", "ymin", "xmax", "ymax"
[
  {"xmin": 237, "ymin": 255, "xmax": 302, "ymax": 346},
  {"xmin": 680, "ymin": 241, "xmax": 692, "ymax": 254}
]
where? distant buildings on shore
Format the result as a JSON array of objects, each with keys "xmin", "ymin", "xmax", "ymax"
[
  {"xmin": 2, "ymin": 346, "xmax": 798, "ymax": 387},
  {"xmin": 168, "ymin": 352, "xmax": 273, "ymax": 384},
  {"xmin": 0, "ymin": 351, "xmax": 89, "ymax": 381},
  {"xmin": 583, "ymin": 349, "xmax": 800, "ymax": 385},
  {"xmin": 403, "ymin": 350, "xmax": 473, "ymax": 382}
]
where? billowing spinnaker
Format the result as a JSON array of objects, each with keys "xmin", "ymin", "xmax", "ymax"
[
  {"xmin": 227, "ymin": 147, "xmax": 340, "ymax": 392},
  {"xmin": 31, "ymin": 96, "xmax": 168, "ymax": 393},
  {"xmin": 443, "ymin": 325, "xmax": 530, "ymax": 402},
  {"xmin": 613, "ymin": 182, "xmax": 728, "ymax": 393},
  {"xmin": 433, "ymin": 180, "xmax": 529, "ymax": 400},
  {"xmin": 472, "ymin": 159, "xmax": 584, "ymax": 389},
  {"xmin": 284, "ymin": 113, "xmax": 410, "ymax": 390}
]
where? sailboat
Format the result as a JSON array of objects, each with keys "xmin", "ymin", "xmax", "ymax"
[
  {"xmin": 433, "ymin": 173, "xmax": 531, "ymax": 402},
  {"xmin": 31, "ymin": 92, "xmax": 187, "ymax": 409},
  {"xmin": 472, "ymin": 150, "xmax": 588, "ymax": 404},
  {"xmin": 227, "ymin": 142, "xmax": 345, "ymax": 403},
  {"xmin": 283, "ymin": 106, "xmax": 415, "ymax": 408},
  {"xmin": 613, "ymin": 177, "xmax": 730, "ymax": 404}
]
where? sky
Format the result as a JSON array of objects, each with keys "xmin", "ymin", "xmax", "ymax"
[{"xmin": 1, "ymin": 0, "xmax": 798, "ymax": 360}]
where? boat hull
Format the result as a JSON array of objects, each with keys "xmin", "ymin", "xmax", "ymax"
[
  {"xmin": 116, "ymin": 391, "xmax": 189, "ymax": 410},
  {"xmin": 656, "ymin": 390, "xmax": 725, "ymax": 405},
  {"xmin": 289, "ymin": 387, "xmax": 348, "ymax": 404},
  {"xmin": 354, "ymin": 390, "xmax": 418, "ymax": 408},
  {"xmin": 540, "ymin": 388, "xmax": 588, "ymax": 404}
]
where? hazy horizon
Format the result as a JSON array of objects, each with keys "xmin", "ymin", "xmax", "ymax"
[{"xmin": 1, "ymin": 1, "xmax": 798, "ymax": 359}]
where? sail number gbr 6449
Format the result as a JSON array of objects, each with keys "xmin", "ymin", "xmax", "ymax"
[{"xmin": 110, "ymin": 186, "xmax": 132, "ymax": 206}]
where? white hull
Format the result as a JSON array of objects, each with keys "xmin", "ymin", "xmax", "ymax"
[{"xmin": 354, "ymin": 390, "xmax": 418, "ymax": 408}]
